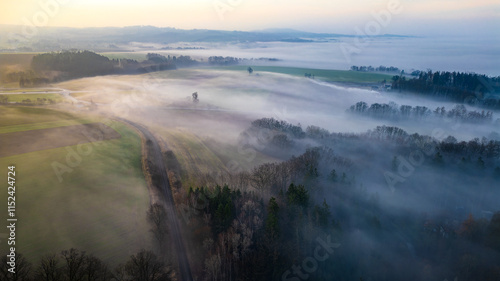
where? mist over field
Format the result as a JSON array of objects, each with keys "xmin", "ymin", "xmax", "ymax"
[
  {"xmin": 62, "ymin": 68, "xmax": 499, "ymax": 142},
  {"xmin": 127, "ymin": 36, "xmax": 500, "ymax": 76}
]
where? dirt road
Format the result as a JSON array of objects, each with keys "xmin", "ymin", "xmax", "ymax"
[{"xmin": 119, "ymin": 118, "xmax": 193, "ymax": 281}]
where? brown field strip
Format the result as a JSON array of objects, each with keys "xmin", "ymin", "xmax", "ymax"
[{"xmin": 0, "ymin": 123, "xmax": 121, "ymax": 157}]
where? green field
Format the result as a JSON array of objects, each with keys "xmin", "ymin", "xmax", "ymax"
[
  {"xmin": 156, "ymin": 128, "xmax": 228, "ymax": 187},
  {"xmin": 0, "ymin": 106, "xmax": 152, "ymax": 265},
  {"xmin": 204, "ymin": 65, "xmax": 392, "ymax": 84},
  {"xmin": 0, "ymin": 119, "xmax": 97, "ymax": 134},
  {"xmin": 0, "ymin": 106, "xmax": 79, "ymax": 127}
]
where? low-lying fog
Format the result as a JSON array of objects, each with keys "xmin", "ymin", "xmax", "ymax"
[
  {"xmin": 48, "ymin": 40, "xmax": 500, "ymax": 280},
  {"xmin": 125, "ymin": 36, "xmax": 500, "ymax": 76},
  {"xmin": 67, "ymin": 68, "xmax": 499, "ymax": 143}
]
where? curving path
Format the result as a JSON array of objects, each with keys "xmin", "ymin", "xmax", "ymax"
[{"xmin": 118, "ymin": 118, "xmax": 193, "ymax": 281}]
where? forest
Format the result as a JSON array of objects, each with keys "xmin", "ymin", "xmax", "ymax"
[
  {"xmin": 207, "ymin": 56, "xmax": 241, "ymax": 66},
  {"xmin": 11, "ymin": 51, "xmax": 199, "ymax": 86},
  {"xmin": 348, "ymin": 101, "xmax": 497, "ymax": 124},
  {"xmin": 391, "ymin": 71, "xmax": 500, "ymax": 109},
  {"xmin": 161, "ymin": 118, "xmax": 500, "ymax": 281}
]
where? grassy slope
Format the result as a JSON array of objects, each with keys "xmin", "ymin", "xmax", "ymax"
[
  {"xmin": 156, "ymin": 128, "xmax": 228, "ymax": 187},
  {"xmin": 155, "ymin": 127, "xmax": 277, "ymax": 188},
  {"xmin": 0, "ymin": 107, "xmax": 151, "ymax": 265},
  {"xmin": 0, "ymin": 119, "xmax": 96, "ymax": 134},
  {"xmin": 0, "ymin": 106, "xmax": 78, "ymax": 127},
  {"xmin": 202, "ymin": 65, "xmax": 392, "ymax": 84}
]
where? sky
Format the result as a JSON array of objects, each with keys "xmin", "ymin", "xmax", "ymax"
[{"xmin": 0, "ymin": 0, "xmax": 499, "ymax": 36}]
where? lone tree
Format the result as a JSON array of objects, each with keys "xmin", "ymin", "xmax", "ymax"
[
  {"xmin": 192, "ymin": 92, "xmax": 199, "ymax": 103},
  {"xmin": 247, "ymin": 67, "xmax": 253, "ymax": 75},
  {"xmin": 61, "ymin": 248, "xmax": 86, "ymax": 281}
]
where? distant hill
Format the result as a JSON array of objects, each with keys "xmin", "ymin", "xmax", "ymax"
[{"xmin": 0, "ymin": 24, "xmax": 412, "ymax": 52}]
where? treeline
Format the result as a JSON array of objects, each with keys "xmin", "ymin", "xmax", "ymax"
[
  {"xmin": 181, "ymin": 147, "xmax": 354, "ymax": 280},
  {"xmin": 22, "ymin": 51, "xmax": 199, "ymax": 86},
  {"xmin": 351, "ymin": 65, "xmax": 400, "ymax": 73},
  {"xmin": 31, "ymin": 51, "xmax": 115, "ymax": 79},
  {"xmin": 169, "ymin": 117, "xmax": 500, "ymax": 280},
  {"xmin": 248, "ymin": 117, "xmax": 500, "ymax": 173},
  {"xmin": 340, "ymin": 124, "xmax": 500, "ymax": 160},
  {"xmin": 144, "ymin": 53, "xmax": 198, "ymax": 68},
  {"xmin": 251, "ymin": 117, "xmax": 306, "ymax": 139},
  {"xmin": 348, "ymin": 101, "xmax": 496, "ymax": 123},
  {"xmin": 3, "ymin": 70, "xmax": 50, "ymax": 87},
  {"xmin": 0, "ymin": 248, "xmax": 174, "ymax": 281},
  {"xmin": 180, "ymin": 138, "xmax": 500, "ymax": 280},
  {"xmin": 392, "ymin": 71, "xmax": 500, "ymax": 109},
  {"xmin": 208, "ymin": 56, "xmax": 241, "ymax": 66}
]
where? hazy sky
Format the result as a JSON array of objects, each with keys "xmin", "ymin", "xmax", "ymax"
[{"xmin": 1, "ymin": 0, "xmax": 499, "ymax": 36}]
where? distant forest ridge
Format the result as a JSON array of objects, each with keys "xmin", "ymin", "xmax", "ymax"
[{"xmin": 0, "ymin": 24, "xmax": 414, "ymax": 52}]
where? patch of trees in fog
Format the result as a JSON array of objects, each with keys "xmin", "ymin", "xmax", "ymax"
[
  {"xmin": 180, "ymin": 148, "xmax": 350, "ymax": 280},
  {"xmin": 350, "ymin": 65, "xmax": 400, "ymax": 73},
  {"xmin": 208, "ymin": 56, "xmax": 241, "ymax": 66},
  {"xmin": 172, "ymin": 117, "xmax": 500, "ymax": 280},
  {"xmin": 144, "ymin": 53, "xmax": 198, "ymax": 68},
  {"xmin": 6, "ymin": 70, "xmax": 50, "ymax": 88},
  {"xmin": 348, "ymin": 101, "xmax": 496, "ymax": 123}
]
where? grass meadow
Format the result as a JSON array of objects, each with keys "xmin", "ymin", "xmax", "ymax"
[
  {"xmin": 0, "ymin": 106, "xmax": 152, "ymax": 265},
  {"xmin": 205, "ymin": 65, "xmax": 392, "ymax": 84}
]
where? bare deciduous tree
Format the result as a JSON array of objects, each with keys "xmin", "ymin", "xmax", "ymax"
[
  {"xmin": 35, "ymin": 254, "xmax": 61, "ymax": 281},
  {"xmin": 61, "ymin": 248, "xmax": 86, "ymax": 281},
  {"xmin": 85, "ymin": 255, "xmax": 110, "ymax": 281},
  {"xmin": 147, "ymin": 203, "xmax": 169, "ymax": 250},
  {"xmin": 123, "ymin": 250, "xmax": 173, "ymax": 281}
]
